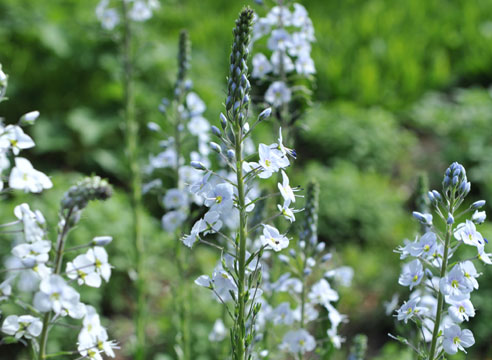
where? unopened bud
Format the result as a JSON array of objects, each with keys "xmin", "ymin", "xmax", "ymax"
[
  {"xmin": 471, "ymin": 200, "xmax": 486, "ymax": 209},
  {"xmin": 190, "ymin": 161, "xmax": 206, "ymax": 170},
  {"xmin": 210, "ymin": 142, "xmax": 221, "ymax": 153},
  {"xmin": 93, "ymin": 236, "xmax": 113, "ymax": 246},
  {"xmin": 258, "ymin": 107, "xmax": 272, "ymax": 121},
  {"xmin": 20, "ymin": 111, "xmax": 40, "ymax": 125}
]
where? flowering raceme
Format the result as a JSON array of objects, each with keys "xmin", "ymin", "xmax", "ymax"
[
  {"xmin": 0, "ymin": 69, "xmax": 116, "ymax": 358},
  {"xmin": 180, "ymin": 8, "xmax": 304, "ymax": 359},
  {"xmin": 251, "ymin": 0, "xmax": 316, "ymax": 128},
  {"xmin": 393, "ymin": 162, "xmax": 489, "ymax": 359}
]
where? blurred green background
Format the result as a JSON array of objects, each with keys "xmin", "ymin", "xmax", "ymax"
[{"xmin": 1, "ymin": 0, "xmax": 492, "ymax": 358}]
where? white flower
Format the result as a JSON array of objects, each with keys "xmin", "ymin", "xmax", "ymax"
[
  {"xmin": 260, "ymin": 225, "xmax": 289, "ymax": 251},
  {"xmin": 252, "ymin": 53, "xmax": 273, "ymax": 79},
  {"xmin": 295, "ymin": 55, "xmax": 316, "ymax": 75},
  {"xmin": 281, "ymin": 329, "xmax": 315, "ymax": 354},
  {"xmin": 9, "ymin": 157, "xmax": 53, "ymax": 193},
  {"xmin": 448, "ymin": 295, "xmax": 475, "ymax": 323},
  {"xmin": 129, "ymin": 1, "xmax": 153, "ymax": 22},
  {"xmin": 325, "ymin": 266, "xmax": 354, "ymax": 287},
  {"xmin": 187, "ymin": 116, "xmax": 210, "ymax": 137},
  {"xmin": 257, "ymin": 143, "xmax": 289, "ymax": 179},
  {"xmin": 275, "ymin": 127, "xmax": 296, "ymax": 159},
  {"xmin": 271, "ymin": 302, "xmax": 294, "ymax": 325},
  {"xmin": 203, "ymin": 210, "xmax": 223, "ymax": 235},
  {"xmin": 265, "ymin": 81, "xmax": 292, "ymax": 107},
  {"xmin": 33, "ymin": 275, "xmax": 84, "ymax": 318},
  {"xmin": 398, "ymin": 259, "xmax": 424, "ymax": 290},
  {"xmin": 204, "ymin": 183, "xmax": 234, "ymax": 213},
  {"xmin": 12, "ymin": 240, "xmax": 51, "ymax": 267},
  {"xmin": 440, "ymin": 265, "xmax": 473, "ymax": 297},
  {"xmin": 271, "ymin": 51, "xmax": 294, "ymax": 74},
  {"xmin": 287, "ymin": 32, "xmax": 311, "ymax": 56},
  {"xmin": 410, "ymin": 232, "xmax": 437, "ymax": 258},
  {"xmin": 291, "ymin": 3, "xmax": 310, "ymax": 27},
  {"xmin": 252, "ymin": 17, "xmax": 271, "ymax": 41},
  {"xmin": 308, "ymin": 279, "xmax": 339, "ymax": 306},
  {"xmin": 163, "ymin": 188, "xmax": 189, "ymax": 210},
  {"xmin": 0, "ymin": 279, "xmax": 12, "ymax": 301},
  {"xmin": 0, "ymin": 125, "xmax": 35, "ymax": 155},
  {"xmin": 149, "ymin": 148, "xmax": 177, "ymax": 169},
  {"xmin": 454, "ymin": 220, "xmax": 485, "ymax": 248},
  {"xmin": 277, "ymin": 200, "xmax": 296, "ymax": 222},
  {"xmin": 472, "ymin": 210, "xmax": 486, "ymax": 224},
  {"xmin": 14, "ymin": 203, "xmax": 46, "ymax": 243},
  {"xmin": 327, "ymin": 327, "xmax": 344, "ymax": 349},
  {"xmin": 162, "ymin": 210, "xmax": 187, "ymax": 232},
  {"xmin": 209, "ymin": 319, "xmax": 227, "ymax": 342},
  {"xmin": 186, "ymin": 92, "xmax": 206, "ymax": 117},
  {"xmin": 78, "ymin": 306, "xmax": 119, "ymax": 358},
  {"xmin": 443, "ymin": 325, "xmax": 475, "ymax": 355},
  {"xmin": 396, "ymin": 297, "xmax": 427, "ymax": 323},
  {"xmin": 1, "ymin": 315, "xmax": 42, "ymax": 339},
  {"xmin": 87, "ymin": 247, "xmax": 111, "ymax": 282},
  {"xmin": 460, "ymin": 261, "xmax": 480, "ymax": 290},
  {"xmin": 266, "ymin": 6, "xmax": 292, "ymax": 27},
  {"xmin": 66, "ymin": 254, "xmax": 101, "ymax": 288},
  {"xmin": 182, "ymin": 218, "xmax": 206, "ymax": 248},
  {"xmin": 278, "ymin": 170, "xmax": 296, "ymax": 204}
]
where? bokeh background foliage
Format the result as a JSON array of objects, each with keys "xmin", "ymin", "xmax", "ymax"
[{"xmin": 1, "ymin": 0, "xmax": 492, "ymax": 358}]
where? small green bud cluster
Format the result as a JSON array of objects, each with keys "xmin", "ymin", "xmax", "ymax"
[
  {"xmin": 225, "ymin": 8, "xmax": 254, "ymax": 126},
  {"xmin": 348, "ymin": 334, "xmax": 368, "ymax": 360},
  {"xmin": 61, "ymin": 176, "xmax": 112, "ymax": 211},
  {"xmin": 175, "ymin": 30, "xmax": 191, "ymax": 97},
  {"xmin": 300, "ymin": 180, "xmax": 319, "ymax": 246}
]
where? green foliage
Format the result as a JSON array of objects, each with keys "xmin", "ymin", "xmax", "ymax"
[{"xmin": 299, "ymin": 103, "xmax": 415, "ymax": 173}]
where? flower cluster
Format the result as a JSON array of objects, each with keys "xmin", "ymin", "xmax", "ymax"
[
  {"xmin": 251, "ymin": 1, "xmax": 315, "ymax": 112},
  {"xmin": 393, "ymin": 162, "xmax": 489, "ymax": 358},
  {"xmin": 145, "ymin": 31, "xmax": 211, "ymax": 235},
  {"xmin": 257, "ymin": 181, "xmax": 352, "ymax": 358},
  {"xmin": 0, "ymin": 78, "xmax": 116, "ymax": 359},
  {"xmin": 95, "ymin": 0, "xmax": 160, "ymax": 30},
  {"xmin": 0, "ymin": 67, "xmax": 51, "ymax": 194},
  {"xmin": 0, "ymin": 175, "xmax": 116, "ymax": 359},
  {"xmin": 182, "ymin": 8, "xmax": 302, "ymax": 359}
]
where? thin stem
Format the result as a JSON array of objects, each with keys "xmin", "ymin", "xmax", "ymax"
[
  {"xmin": 121, "ymin": 2, "xmax": 146, "ymax": 359},
  {"xmin": 38, "ymin": 207, "xmax": 74, "ymax": 359},
  {"xmin": 428, "ymin": 222, "xmax": 452, "ymax": 359},
  {"xmin": 234, "ymin": 121, "xmax": 248, "ymax": 360}
]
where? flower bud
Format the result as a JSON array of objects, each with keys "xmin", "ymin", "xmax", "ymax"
[
  {"xmin": 220, "ymin": 113, "xmax": 228, "ymax": 129},
  {"xmin": 315, "ymin": 242, "xmax": 325, "ymax": 253},
  {"xmin": 446, "ymin": 214, "xmax": 454, "ymax": 225},
  {"xmin": 471, "ymin": 200, "xmax": 486, "ymax": 209},
  {"xmin": 20, "ymin": 111, "xmax": 40, "ymax": 126},
  {"xmin": 92, "ymin": 236, "xmax": 113, "ymax": 246},
  {"xmin": 412, "ymin": 211, "xmax": 432, "ymax": 225},
  {"xmin": 258, "ymin": 107, "xmax": 272, "ymax": 121},
  {"xmin": 210, "ymin": 142, "xmax": 221, "ymax": 154},
  {"xmin": 211, "ymin": 125, "xmax": 221, "ymax": 137},
  {"xmin": 190, "ymin": 161, "xmax": 206, "ymax": 170},
  {"xmin": 227, "ymin": 149, "xmax": 235, "ymax": 160},
  {"xmin": 147, "ymin": 122, "xmax": 161, "ymax": 132},
  {"xmin": 321, "ymin": 253, "xmax": 333, "ymax": 262}
]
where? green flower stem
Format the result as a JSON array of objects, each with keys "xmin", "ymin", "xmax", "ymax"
[
  {"xmin": 428, "ymin": 220, "xmax": 453, "ymax": 359},
  {"xmin": 234, "ymin": 122, "xmax": 248, "ymax": 360},
  {"xmin": 121, "ymin": 1, "xmax": 146, "ymax": 359},
  {"xmin": 38, "ymin": 207, "xmax": 74, "ymax": 359}
]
